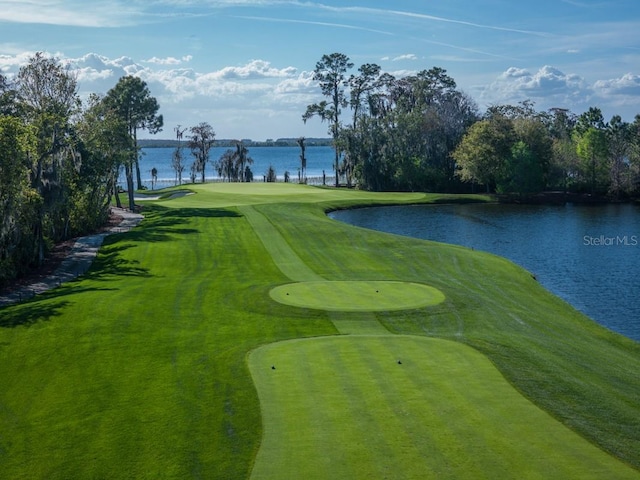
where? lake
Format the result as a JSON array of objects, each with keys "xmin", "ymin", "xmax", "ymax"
[
  {"xmin": 122, "ymin": 146, "xmax": 337, "ymax": 188},
  {"xmin": 330, "ymin": 203, "xmax": 640, "ymax": 342}
]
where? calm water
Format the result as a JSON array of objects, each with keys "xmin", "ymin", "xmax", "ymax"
[
  {"xmin": 330, "ymin": 203, "xmax": 640, "ymax": 342},
  {"xmin": 122, "ymin": 146, "xmax": 336, "ymax": 188}
]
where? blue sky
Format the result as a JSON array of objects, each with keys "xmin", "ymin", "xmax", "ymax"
[{"xmin": 1, "ymin": 0, "xmax": 639, "ymax": 140}]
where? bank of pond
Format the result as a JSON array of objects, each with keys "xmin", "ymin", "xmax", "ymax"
[{"xmin": 330, "ymin": 201, "xmax": 640, "ymax": 342}]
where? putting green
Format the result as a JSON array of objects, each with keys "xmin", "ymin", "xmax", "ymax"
[
  {"xmin": 249, "ymin": 336, "xmax": 639, "ymax": 480},
  {"xmin": 269, "ymin": 280, "xmax": 445, "ymax": 312}
]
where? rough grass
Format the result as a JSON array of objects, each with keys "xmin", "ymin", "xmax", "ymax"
[{"xmin": 0, "ymin": 183, "xmax": 638, "ymax": 479}]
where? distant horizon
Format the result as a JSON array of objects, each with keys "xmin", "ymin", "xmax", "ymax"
[
  {"xmin": 2, "ymin": 1, "xmax": 639, "ymax": 138},
  {"xmin": 137, "ymin": 136, "xmax": 333, "ymax": 144}
]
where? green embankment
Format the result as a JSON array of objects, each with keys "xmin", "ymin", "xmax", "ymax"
[{"xmin": 0, "ymin": 183, "xmax": 638, "ymax": 479}]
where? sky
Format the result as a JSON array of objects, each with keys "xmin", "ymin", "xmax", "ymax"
[{"xmin": 1, "ymin": 0, "xmax": 639, "ymax": 140}]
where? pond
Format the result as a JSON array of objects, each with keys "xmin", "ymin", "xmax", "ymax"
[{"xmin": 330, "ymin": 203, "xmax": 640, "ymax": 342}]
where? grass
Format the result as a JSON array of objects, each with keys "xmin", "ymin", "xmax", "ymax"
[
  {"xmin": 0, "ymin": 182, "xmax": 638, "ymax": 479},
  {"xmin": 249, "ymin": 335, "xmax": 639, "ymax": 480},
  {"xmin": 269, "ymin": 281, "xmax": 445, "ymax": 312}
]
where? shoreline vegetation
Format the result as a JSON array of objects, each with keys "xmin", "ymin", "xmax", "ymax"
[
  {"xmin": 1, "ymin": 184, "xmax": 639, "ymax": 478},
  {"xmin": 3, "ymin": 52, "xmax": 640, "ymax": 288}
]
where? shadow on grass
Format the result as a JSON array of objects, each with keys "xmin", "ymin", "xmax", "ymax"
[
  {"xmin": 0, "ymin": 300, "xmax": 70, "ymax": 328},
  {"xmin": 83, "ymin": 206, "xmax": 242, "ymax": 282},
  {"xmin": 124, "ymin": 206, "xmax": 243, "ymax": 244},
  {"xmin": 83, "ymin": 243, "xmax": 152, "ymax": 281},
  {"xmin": 150, "ymin": 206, "xmax": 243, "ymax": 219}
]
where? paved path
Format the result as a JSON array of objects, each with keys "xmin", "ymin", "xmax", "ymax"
[{"xmin": 0, "ymin": 208, "xmax": 143, "ymax": 306}]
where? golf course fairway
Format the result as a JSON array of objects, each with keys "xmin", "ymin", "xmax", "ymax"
[
  {"xmin": 249, "ymin": 335, "xmax": 638, "ymax": 479},
  {"xmin": 0, "ymin": 183, "xmax": 639, "ymax": 479}
]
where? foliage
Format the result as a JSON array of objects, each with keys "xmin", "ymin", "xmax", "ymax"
[
  {"xmin": 453, "ymin": 116, "xmax": 515, "ymax": 192},
  {"xmin": 171, "ymin": 125, "xmax": 187, "ymax": 186},
  {"xmin": 104, "ymin": 76, "xmax": 163, "ymax": 209},
  {"xmin": 265, "ymin": 164, "xmax": 277, "ymax": 182},
  {"xmin": 575, "ymin": 127, "xmax": 609, "ymax": 195},
  {"xmin": 216, "ymin": 142, "xmax": 253, "ymax": 182},
  {"xmin": 305, "ymin": 53, "xmax": 640, "ymax": 199},
  {"xmin": 0, "ymin": 116, "xmax": 37, "ymax": 281},
  {"xmin": 303, "ymin": 53, "xmax": 354, "ymax": 187},
  {"xmin": 188, "ymin": 122, "xmax": 215, "ymax": 183},
  {"xmin": 0, "ymin": 54, "xmax": 163, "ymax": 284}
]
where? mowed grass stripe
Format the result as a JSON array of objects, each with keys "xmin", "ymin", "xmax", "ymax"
[
  {"xmin": 239, "ymin": 205, "xmax": 323, "ymax": 282},
  {"xmin": 249, "ymin": 336, "xmax": 639, "ymax": 480}
]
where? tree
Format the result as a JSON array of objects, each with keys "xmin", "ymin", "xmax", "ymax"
[
  {"xmin": 630, "ymin": 115, "xmax": 640, "ymax": 195},
  {"xmin": 77, "ymin": 93, "xmax": 132, "ymax": 213},
  {"xmin": 151, "ymin": 167, "xmax": 158, "ymax": 190},
  {"xmin": 104, "ymin": 76, "xmax": 163, "ymax": 210},
  {"xmin": 217, "ymin": 149, "xmax": 235, "ymax": 182},
  {"xmin": 548, "ymin": 108, "xmax": 578, "ymax": 192},
  {"xmin": 0, "ymin": 116, "xmax": 37, "ymax": 282},
  {"xmin": 349, "ymin": 63, "xmax": 382, "ymax": 129},
  {"xmin": 297, "ymin": 137, "xmax": 307, "ymax": 183},
  {"xmin": 16, "ymin": 52, "xmax": 80, "ymax": 264},
  {"xmin": 512, "ymin": 116, "xmax": 553, "ymax": 188},
  {"xmin": 172, "ymin": 125, "xmax": 186, "ymax": 186},
  {"xmin": 0, "ymin": 73, "xmax": 19, "ymax": 116},
  {"xmin": 341, "ymin": 66, "xmax": 477, "ymax": 192},
  {"xmin": 575, "ymin": 127, "xmax": 609, "ymax": 195},
  {"xmin": 575, "ymin": 107, "xmax": 606, "ymax": 135},
  {"xmin": 265, "ymin": 165, "xmax": 277, "ymax": 182},
  {"xmin": 607, "ymin": 115, "xmax": 632, "ymax": 198},
  {"xmin": 502, "ymin": 141, "xmax": 544, "ymax": 195},
  {"xmin": 188, "ymin": 122, "xmax": 215, "ymax": 183},
  {"xmin": 303, "ymin": 53, "xmax": 353, "ymax": 187},
  {"xmin": 234, "ymin": 142, "xmax": 253, "ymax": 182},
  {"xmin": 453, "ymin": 116, "xmax": 515, "ymax": 192}
]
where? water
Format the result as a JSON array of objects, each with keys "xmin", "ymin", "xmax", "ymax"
[
  {"xmin": 330, "ymin": 203, "xmax": 640, "ymax": 342},
  {"xmin": 121, "ymin": 146, "xmax": 336, "ymax": 189}
]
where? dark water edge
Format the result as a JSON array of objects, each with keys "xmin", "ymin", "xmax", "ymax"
[{"xmin": 330, "ymin": 203, "xmax": 640, "ymax": 342}]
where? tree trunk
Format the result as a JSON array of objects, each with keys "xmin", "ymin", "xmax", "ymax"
[
  {"xmin": 125, "ymin": 162, "xmax": 135, "ymax": 211},
  {"xmin": 135, "ymin": 158, "xmax": 143, "ymax": 190},
  {"xmin": 334, "ymin": 149, "xmax": 339, "ymax": 187},
  {"xmin": 114, "ymin": 183, "xmax": 122, "ymax": 209}
]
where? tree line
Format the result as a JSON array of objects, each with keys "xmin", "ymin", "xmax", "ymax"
[
  {"xmin": 0, "ymin": 54, "xmax": 167, "ymax": 285},
  {"xmin": 0, "ymin": 53, "xmax": 265, "ymax": 285},
  {"xmin": 303, "ymin": 53, "xmax": 640, "ymax": 198}
]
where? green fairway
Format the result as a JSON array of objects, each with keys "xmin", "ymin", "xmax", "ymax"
[
  {"xmin": 0, "ymin": 183, "xmax": 639, "ymax": 479},
  {"xmin": 249, "ymin": 335, "xmax": 639, "ymax": 480},
  {"xmin": 270, "ymin": 281, "xmax": 445, "ymax": 311}
]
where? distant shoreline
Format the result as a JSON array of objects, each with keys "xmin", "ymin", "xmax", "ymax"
[{"xmin": 138, "ymin": 138, "xmax": 334, "ymax": 148}]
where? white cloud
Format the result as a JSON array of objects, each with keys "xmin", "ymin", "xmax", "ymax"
[
  {"xmin": 210, "ymin": 60, "xmax": 297, "ymax": 80},
  {"xmin": 0, "ymin": 0, "xmax": 142, "ymax": 27},
  {"xmin": 392, "ymin": 54, "xmax": 418, "ymax": 62},
  {"xmin": 144, "ymin": 55, "xmax": 193, "ymax": 66},
  {"xmin": 482, "ymin": 65, "xmax": 590, "ymax": 107},
  {"xmin": 594, "ymin": 73, "xmax": 640, "ymax": 96}
]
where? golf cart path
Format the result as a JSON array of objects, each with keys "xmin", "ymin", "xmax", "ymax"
[{"xmin": 0, "ymin": 208, "xmax": 143, "ymax": 306}]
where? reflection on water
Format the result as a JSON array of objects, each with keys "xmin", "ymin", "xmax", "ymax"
[{"xmin": 330, "ymin": 203, "xmax": 640, "ymax": 342}]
